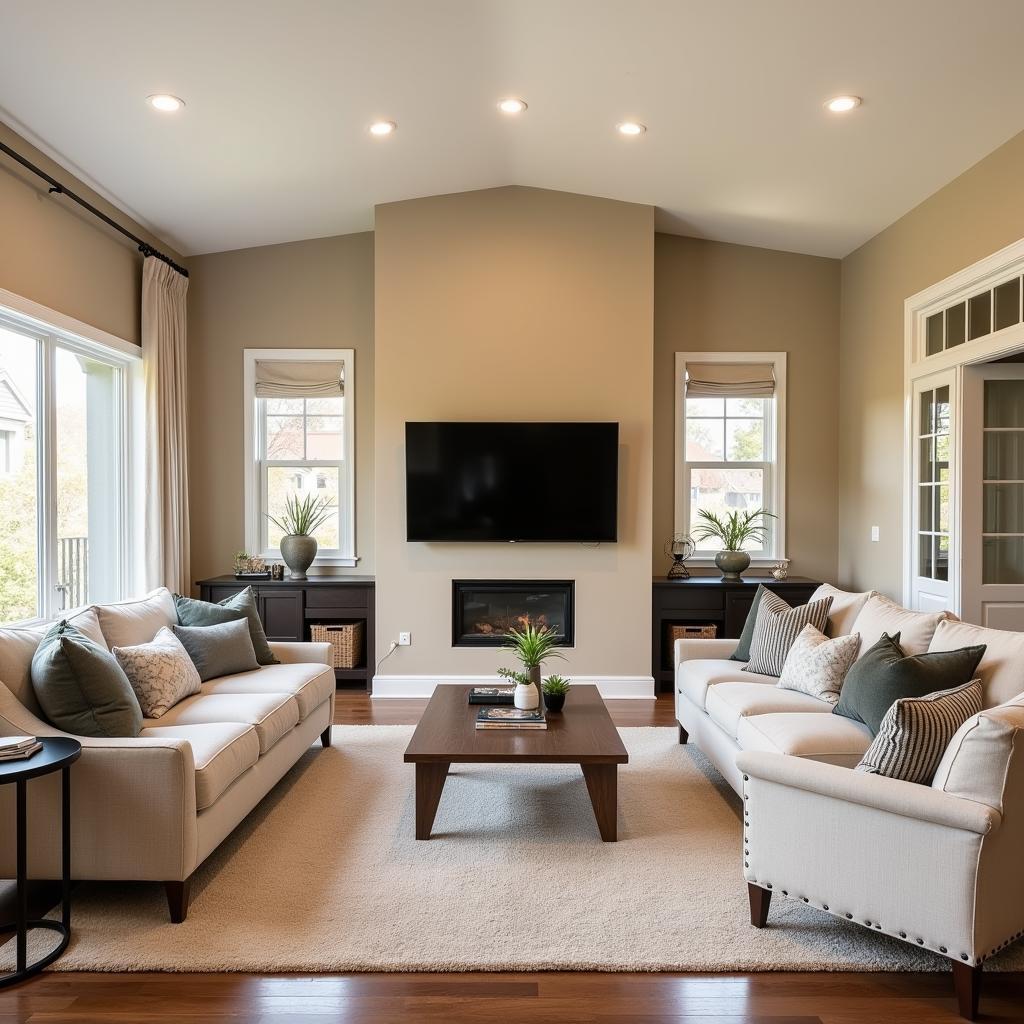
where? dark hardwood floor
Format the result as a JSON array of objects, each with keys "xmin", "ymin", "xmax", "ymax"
[{"xmin": 2, "ymin": 691, "xmax": 1021, "ymax": 1023}]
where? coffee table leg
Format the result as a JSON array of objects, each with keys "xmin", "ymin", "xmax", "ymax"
[
  {"xmin": 581, "ymin": 763, "xmax": 618, "ymax": 842},
  {"xmin": 415, "ymin": 762, "xmax": 449, "ymax": 840}
]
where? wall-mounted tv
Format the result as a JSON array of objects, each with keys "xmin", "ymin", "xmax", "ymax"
[{"xmin": 405, "ymin": 421, "xmax": 619, "ymax": 542}]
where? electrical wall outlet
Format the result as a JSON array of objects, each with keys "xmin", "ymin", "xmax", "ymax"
[
  {"xmin": 871, "ymin": 525, "xmax": 880, "ymax": 542},
  {"xmin": 398, "ymin": 631, "xmax": 412, "ymax": 646}
]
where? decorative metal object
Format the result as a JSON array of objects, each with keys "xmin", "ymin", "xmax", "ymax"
[
  {"xmin": 270, "ymin": 563, "xmax": 285, "ymax": 581},
  {"xmin": 665, "ymin": 534, "xmax": 695, "ymax": 579},
  {"xmin": 771, "ymin": 558, "xmax": 791, "ymax": 580}
]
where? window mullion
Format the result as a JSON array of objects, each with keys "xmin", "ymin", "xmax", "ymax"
[{"xmin": 39, "ymin": 336, "xmax": 58, "ymax": 616}]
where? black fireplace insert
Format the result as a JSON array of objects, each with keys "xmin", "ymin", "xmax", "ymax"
[{"xmin": 451, "ymin": 580, "xmax": 575, "ymax": 648}]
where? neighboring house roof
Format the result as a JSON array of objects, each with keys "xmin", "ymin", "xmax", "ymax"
[{"xmin": 0, "ymin": 371, "xmax": 32, "ymax": 424}]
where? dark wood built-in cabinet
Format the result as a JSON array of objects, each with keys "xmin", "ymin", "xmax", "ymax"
[
  {"xmin": 652, "ymin": 576, "xmax": 820, "ymax": 693},
  {"xmin": 197, "ymin": 576, "xmax": 376, "ymax": 692}
]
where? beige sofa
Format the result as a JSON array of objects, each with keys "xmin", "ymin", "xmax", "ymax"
[{"xmin": 0, "ymin": 588, "xmax": 335, "ymax": 922}]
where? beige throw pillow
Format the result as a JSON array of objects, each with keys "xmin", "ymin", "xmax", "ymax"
[
  {"xmin": 113, "ymin": 626, "xmax": 201, "ymax": 720},
  {"xmin": 777, "ymin": 624, "xmax": 860, "ymax": 704}
]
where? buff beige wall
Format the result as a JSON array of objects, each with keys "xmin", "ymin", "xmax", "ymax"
[
  {"xmin": 186, "ymin": 234, "xmax": 375, "ymax": 582},
  {"xmin": 839, "ymin": 129, "xmax": 1024, "ymax": 598},
  {"xmin": 373, "ymin": 186, "xmax": 654, "ymax": 679},
  {"xmin": 0, "ymin": 121, "xmax": 182, "ymax": 345},
  {"xmin": 654, "ymin": 235, "xmax": 841, "ymax": 584}
]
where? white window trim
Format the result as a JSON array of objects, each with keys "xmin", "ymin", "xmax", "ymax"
[
  {"xmin": 673, "ymin": 351, "xmax": 787, "ymax": 565},
  {"xmin": 0, "ymin": 290, "xmax": 141, "ymax": 623},
  {"xmin": 243, "ymin": 348, "xmax": 358, "ymax": 568}
]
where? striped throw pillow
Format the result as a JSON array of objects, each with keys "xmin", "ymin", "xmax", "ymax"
[
  {"xmin": 856, "ymin": 680, "xmax": 983, "ymax": 785},
  {"xmin": 745, "ymin": 591, "xmax": 834, "ymax": 676}
]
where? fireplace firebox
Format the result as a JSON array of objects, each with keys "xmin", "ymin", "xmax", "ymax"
[{"xmin": 452, "ymin": 580, "xmax": 575, "ymax": 648}]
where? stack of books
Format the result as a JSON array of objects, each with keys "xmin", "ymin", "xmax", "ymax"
[
  {"xmin": 475, "ymin": 707, "xmax": 547, "ymax": 730},
  {"xmin": 467, "ymin": 686, "xmax": 514, "ymax": 706},
  {"xmin": 0, "ymin": 735, "xmax": 42, "ymax": 762}
]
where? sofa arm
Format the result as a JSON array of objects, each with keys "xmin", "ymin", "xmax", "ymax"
[
  {"xmin": 737, "ymin": 751, "xmax": 999, "ymax": 835},
  {"xmin": 674, "ymin": 637, "xmax": 738, "ymax": 666},
  {"xmin": 269, "ymin": 641, "xmax": 333, "ymax": 666}
]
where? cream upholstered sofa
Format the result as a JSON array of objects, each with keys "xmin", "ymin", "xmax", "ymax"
[{"xmin": 0, "ymin": 588, "xmax": 335, "ymax": 922}]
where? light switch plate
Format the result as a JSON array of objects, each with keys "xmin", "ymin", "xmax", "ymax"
[{"xmin": 871, "ymin": 525, "xmax": 880, "ymax": 542}]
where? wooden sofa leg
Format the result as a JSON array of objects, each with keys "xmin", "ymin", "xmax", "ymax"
[
  {"xmin": 678, "ymin": 723, "xmax": 689, "ymax": 745},
  {"xmin": 321, "ymin": 725, "xmax": 332, "ymax": 748},
  {"xmin": 747, "ymin": 883, "xmax": 771, "ymax": 928},
  {"xmin": 165, "ymin": 878, "xmax": 191, "ymax": 923},
  {"xmin": 952, "ymin": 961, "xmax": 982, "ymax": 1021}
]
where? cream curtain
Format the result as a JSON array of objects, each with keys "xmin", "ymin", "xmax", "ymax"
[
  {"xmin": 685, "ymin": 361, "xmax": 776, "ymax": 398},
  {"xmin": 142, "ymin": 257, "xmax": 190, "ymax": 594},
  {"xmin": 254, "ymin": 359, "xmax": 344, "ymax": 398}
]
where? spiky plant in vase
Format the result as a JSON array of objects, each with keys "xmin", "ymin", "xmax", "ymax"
[
  {"xmin": 692, "ymin": 507, "xmax": 776, "ymax": 580},
  {"xmin": 267, "ymin": 493, "xmax": 334, "ymax": 580},
  {"xmin": 542, "ymin": 674, "xmax": 571, "ymax": 713},
  {"xmin": 500, "ymin": 623, "xmax": 566, "ymax": 710}
]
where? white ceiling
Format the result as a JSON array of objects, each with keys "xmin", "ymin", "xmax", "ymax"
[{"xmin": 3, "ymin": 0, "xmax": 1024, "ymax": 258}]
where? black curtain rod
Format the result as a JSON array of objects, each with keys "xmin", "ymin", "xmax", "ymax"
[{"xmin": 0, "ymin": 140, "xmax": 189, "ymax": 278}]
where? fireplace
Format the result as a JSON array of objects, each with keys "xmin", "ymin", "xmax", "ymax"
[{"xmin": 452, "ymin": 580, "xmax": 575, "ymax": 648}]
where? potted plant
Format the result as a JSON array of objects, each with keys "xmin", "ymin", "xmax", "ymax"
[
  {"xmin": 542, "ymin": 674, "xmax": 570, "ymax": 713},
  {"xmin": 267, "ymin": 493, "xmax": 334, "ymax": 580},
  {"xmin": 499, "ymin": 622, "xmax": 565, "ymax": 710},
  {"xmin": 692, "ymin": 508, "xmax": 776, "ymax": 580}
]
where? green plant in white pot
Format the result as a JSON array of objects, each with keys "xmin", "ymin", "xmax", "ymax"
[
  {"xmin": 499, "ymin": 623, "xmax": 566, "ymax": 710},
  {"xmin": 268, "ymin": 493, "xmax": 334, "ymax": 580},
  {"xmin": 692, "ymin": 508, "xmax": 775, "ymax": 580}
]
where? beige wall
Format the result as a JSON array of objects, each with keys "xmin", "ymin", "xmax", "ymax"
[
  {"xmin": 839, "ymin": 129, "xmax": 1024, "ymax": 598},
  {"xmin": 374, "ymin": 186, "xmax": 654, "ymax": 679},
  {"xmin": 0, "ymin": 121, "xmax": 183, "ymax": 345},
  {"xmin": 654, "ymin": 235, "xmax": 841, "ymax": 584},
  {"xmin": 187, "ymin": 233, "xmax": 375, "ymax": 582}
]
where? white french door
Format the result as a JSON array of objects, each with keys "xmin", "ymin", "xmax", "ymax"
[{"xmin": 961, "ymin": 364, "xmax": 1024, "ymax": 629}]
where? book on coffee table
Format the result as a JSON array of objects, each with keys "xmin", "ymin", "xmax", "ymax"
[
  {"xmin": 0, "ymin": 735, "xmax": 42, "ymax": 761},
  {"xmin": 467, "ymin": 686, "xmax": 514, "ymax": 705},
  {"xmin": 475, "ymin": 706, "xmax": 547, "ymax": 730}
]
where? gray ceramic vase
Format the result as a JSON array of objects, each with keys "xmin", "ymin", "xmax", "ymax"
[
  {"xmin": 280, "ymin": 535, "xmax": 318, "ymax": 580},
  {"xmin": 715, "ymin": 549, "xmax": 750, "ymax": 580}
]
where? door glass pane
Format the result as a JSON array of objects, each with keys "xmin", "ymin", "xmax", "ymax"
[
  {"xmin": 984, "ymin": 431, "xmax": 1024, "ymax": 479},
  {"xmin": 919, "ymin": 486, "xmax": 933, "ymax": 531},
  {"xmin": 946, "ymin": 303, "xmax": 966, "ymax": 348},
  {"xmin": 926, "ymin": 313, "xmax": 944, "ymax": 355},
  {"xmin": 994, "ymin": 278, "xmax": 1021, "ymax": 332},
  {"xmin": 969, "ymin": 291, "xmax": 992, "ymax": 340},
  {"xmin": 0, "ymin": 326, "xmax": 39, "ymax": 622},
  {"xmin": 935, "ymin": 434, "xmax": 951, "ymax": 480},
  {"xmin": 985, "ymin": 379, "xmax": 1024, "ymax": 427},
  {"xmin": 55, "ymin": 347, "xmax": 120, "ymax": 609},
  {"xmin": 937, "ymin": 483, "xmax": 950, "ymax": 532},
  {"xmin": 920, "ymin": 436, "xmax": 935, "ymax": 483},
  {"xmin": 266, "ymin": 466, "xmax": 340, "ymax": 550},
  {"xmin": 935, "ymin": 386, "xmax": 950, "ymax": 432},
  {"xmin": 919, "ymin": 534, "xmax": 934, "ymax": 578},
  {"xmin": 983, "ymin": 537, "xmax": 1024, "ymax": 584},
  {"xmin": 689, "ymin": 467, "xmax": 765, "ymax": 552},
  {"xmin": 983, "ymin": 482, "xmax": 1024, "ymax": 534},
  {"xmin": 935, "ymin": 534, "xmax": 950, "ymax": 582},
  {"xmin": 920, "ymin": 390, "xmax": 934, "ymax": 434}
]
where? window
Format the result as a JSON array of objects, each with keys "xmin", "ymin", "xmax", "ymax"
[
  {"xmin": 674, "ymin": 352, "xmax": 786, "ymax": 561},
  {"xmin": 244, "ymin": 349, "xmax": 357, "ymax": 566},
  {"xmin": 0, "ymin": 308, "xmax": 139, "ymax": 624}
]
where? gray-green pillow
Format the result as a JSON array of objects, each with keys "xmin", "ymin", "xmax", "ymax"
[
  {"xmin": 174, "ymin": 587, "xmax": 278, "ymax": 666},
  {"xmin": 30, "ymin": 621, "xmax": 143, "ymax": 737},
  {"xmin": 833, "ymin": 632, "xmax": 986, "ymax": 736},
  {"xmin": 172, "ymin": 618, "xmax": 260, "ymax": 682},
  {"xmin": 731, "ymin": 585, "xmax": 769, "ymax": 662}
]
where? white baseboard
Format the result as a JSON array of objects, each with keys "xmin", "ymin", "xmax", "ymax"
[{"xmin": 372, "ymin": 674, "xmax": 656, "ymax": 700}]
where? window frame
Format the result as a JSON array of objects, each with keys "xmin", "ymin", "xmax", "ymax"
[
  {"xmin": 673, "ymin": 351, "xmax": 787, "ymax": 565},
  {"xmin": 243, "ymin": 348, "xmax": 357, "ymax": 567}
]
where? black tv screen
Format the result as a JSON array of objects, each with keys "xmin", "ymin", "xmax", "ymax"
[{"xmin": 405, "ymin": 422, "xmax": 618, "ymax": 542}]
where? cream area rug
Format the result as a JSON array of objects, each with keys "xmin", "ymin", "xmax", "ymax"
[{"xmin": 7, "ymin": 725, "xmax": 1024, "ymax": 974}]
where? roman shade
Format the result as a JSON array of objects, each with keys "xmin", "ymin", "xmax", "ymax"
[
  {"xmin": 685, "ymin": 361, "xmax": 775, "ymax": 398},
  {"xmin": 254, "ymin": 359, "xmax": 345, "ymax": 398}
]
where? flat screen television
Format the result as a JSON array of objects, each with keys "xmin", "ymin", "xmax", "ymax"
[{"xmin": 405, "ymin": 422, "xmax": 618, "ymax": 542}]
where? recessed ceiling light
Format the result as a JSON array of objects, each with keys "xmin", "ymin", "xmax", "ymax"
[
  {"xmin": 825, "ymin": 95, "xmax": 861, "ymax": 113},
  {"xmin": 616, "ymin": 121, "xmax": 646, "ymax": 136},
  {"xmin": 498, "ymin": 98, "xmax": 528, "ymax": 114},
  {"xmin": 369, "ymin": 120, "xmax": 397, "ymax": 136},
  {"xmin": 146, "ymin": 94, "xmax": 184, "ymax": 113}
]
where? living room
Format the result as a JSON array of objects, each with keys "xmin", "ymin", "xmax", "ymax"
[{"xmin": 1, "ymin": 2, "xmax": 1023, "ymax": 1021}]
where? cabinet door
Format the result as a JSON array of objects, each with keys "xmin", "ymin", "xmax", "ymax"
[{"xmin": 258, "ymin": 589, "xmax": 304, "ymax": 641}]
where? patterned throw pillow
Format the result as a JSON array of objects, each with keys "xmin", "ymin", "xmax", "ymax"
[
  {"xmin": 113, "ymin": 626, "xmax": 202, "ymax": 720},
  {"xmin": 776, "ymin": 624, "xmax": 860, "ymax": 704},
  {"xmin": 856, "ymin": 679, "xmax": 983, "ymax": 785},
  {"xmin": 745, "ymin": 590, "xmax": 833, "ymax": 677}
]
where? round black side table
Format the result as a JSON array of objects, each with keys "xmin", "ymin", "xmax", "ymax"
[{"xmin": 0, "ymin": 736, "xmax": 81, "ymax": 987}]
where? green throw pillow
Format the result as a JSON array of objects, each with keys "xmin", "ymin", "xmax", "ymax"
[
  {"xmin": 833, "ymin": 632, "xmax": 986, "ymax": 736},
  {"xmin": 731, "ymin": 584, "xmax": 769, "ymax": 662},
  {"xmin": 30, "ymin": 621, "xmax": 143, "ymax": 737},
  {"xmin": 174, "ymin": 587, "xmax": 278, "ymax": 666},
  {"xmin": 172, "ymin": 618, "xmax": 260, "ymax": 682}
]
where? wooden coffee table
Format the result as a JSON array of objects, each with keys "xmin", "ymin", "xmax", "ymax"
[{"xmin": 403, "ymin": 684, "xmax": 628, "ymax": 841}]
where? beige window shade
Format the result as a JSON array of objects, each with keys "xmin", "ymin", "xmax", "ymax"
[
  {"xmin": 255, "ymin": 359, "xmax": 345, "ymax": 398},
  {"xmin": 685, "ymin": 361, "xmax": 775, "ymax": 398}
]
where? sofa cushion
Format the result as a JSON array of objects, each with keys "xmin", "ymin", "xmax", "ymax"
[
  {"xmin": 809, "ymin": 584, "xmax": 876, "ymax": 637},
  {"xmin": 849, "ymin": 594, "xmax": 947, "ymax": 658},
  {"xmin": 174, "ymin": 588, "xmax": 279, "ymax": 667},
  {"xmin": 201, "ymin": 662, "xmax": 334, "ymax": 721},
  {"xmin": 677, "ymin": 659, "xmax": 778, "ymax": 710},
  {"xmin": 146, "ymin": 691, "xmax": 300, "ymax": 753},
  {"xmin": 931, "ymin": 696, "xmax": 1024, "ymax": 812},
  {"xmin": 113, "ymin": 626, "xmax": 202, "ymax": 719},
  {"xmin": 927, "ymin": 619, "xmax": 1024, "ymax": 709},
  {"xmin": 140, "ymin": 722, "xmax": 260, "ymax": 810},
  {"xmin": 172, "ymin": 619, "xmax": 260, "ymax": 682},
  {"xmin": 736, "ymin": 711, "xmax": 873, "ymax": 766},
  {"xmin": 706, "ymin": 682, "xmax": 831, "ymax": 740},
  {"xmin": 96, "ymin": 588, "xmax": 177, "ymax": 649}
]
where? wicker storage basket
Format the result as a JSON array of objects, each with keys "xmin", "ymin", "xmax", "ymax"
[
  {"xmin": 669, "ymin": 623, "xmax": 718, "ymax": 643},
  {"xmin": 310, "ymin": 622, "xmax": 364, "ymax": 669}
]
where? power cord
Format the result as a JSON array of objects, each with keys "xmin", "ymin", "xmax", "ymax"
[{"xmin": 375, "ymin": 640, "xmax": 399, "ymax": 677}]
